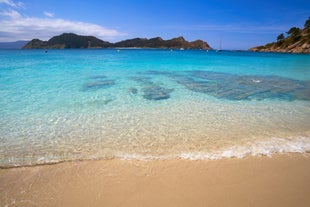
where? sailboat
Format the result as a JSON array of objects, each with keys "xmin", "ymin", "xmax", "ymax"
[{"xmin": 216, "ymin": 37, "xmax": 222, "ymax": 52}]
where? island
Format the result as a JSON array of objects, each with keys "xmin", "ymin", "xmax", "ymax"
[
  {"xmin": 249, "ymin": 17, "xmax": 310, "ymax": 53},
  {"xmin": 23, "ymin": 33, "xmax": 212, "ymax": 50}
]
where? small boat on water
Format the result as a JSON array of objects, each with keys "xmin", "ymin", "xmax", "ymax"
[{"xmin": 216, "ymin": 37, "xmax": 222, "ymax": 52}]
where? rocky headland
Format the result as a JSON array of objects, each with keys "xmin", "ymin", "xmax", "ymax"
[
  {"xmin": 23, "ymin": 33, "xmax": 212, "ymax": 50},
  {"xmin": 249, "ymin": 17, "xmax": 310, "ymax": 53}
]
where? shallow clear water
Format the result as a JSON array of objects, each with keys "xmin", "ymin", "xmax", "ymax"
[{"xmin": 1, "ymin": 49, "xmax": 310, "ymax": 167}]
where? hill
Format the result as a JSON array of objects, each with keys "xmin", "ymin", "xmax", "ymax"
[
  {"xmin": 114, "ymin": 36, "xmax": 211, "ymax": 49},
  {"xmin": 23, "ymin": 33, "xmax": 112, "ymax": 49},
  {"xmin": 23, "ymin": 33, "xmax": 212, "ymax": 50},
  {"xmin": 249, "ymin": 17, "xmax": 310, "ymax": 53}
]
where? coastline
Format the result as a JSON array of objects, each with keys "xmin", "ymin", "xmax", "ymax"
[
  {"xmin": 248, "ymin": 49, "xmax": 310, "ymax": 54},
  {"xmin": 1, "ymin": 153, "xmax": 310, "ymax": 207}
]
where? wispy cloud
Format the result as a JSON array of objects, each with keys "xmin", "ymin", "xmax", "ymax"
[
  {"xmin": 0, "ymin": 9, "xmax": 20, "ymax": 18},
  {"xmin": 0, "ymin": 0, "xmax": 125, "ymax": 41},
  {"xmin": 43, "ymin": 11, "xmax": 54, "ymax": 18},
  {"xmin": 0, "ymin": 0, "xmax": 24, "ymax": 8}
]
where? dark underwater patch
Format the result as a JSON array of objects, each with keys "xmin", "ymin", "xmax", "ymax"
[
  {"xmin": 128, "ymin": 87, "xmax": 138, "ymax": 94},
  {"xmin": 82, "ymin": 79, "xmax": 115, "ymax": 91},
  {"xmin": 174, "ymin": 71, "xmax": 310, "ymax": 101},
  {"xmin": 130, "ymin": 75, "xmax": 174, "ymax": 100},
  {"xmin": 89, "ymin": 75, "xmax": 107, "ymax": 79},
  {"xmin": 142, "ymin": 85, "xmax": 174, "ymax": 100},
  {"xmin": 129, "ymin": 70, "xmax": 309, "ymax": 101}
]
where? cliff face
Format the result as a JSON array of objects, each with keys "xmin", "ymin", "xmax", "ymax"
[
  {"xmin": 23, "ymin": 33, "xmax": 212, "ymax": 49},
  {"xmin": 249, "ymin": 18, "xmax": 310, "ymax": 53}
]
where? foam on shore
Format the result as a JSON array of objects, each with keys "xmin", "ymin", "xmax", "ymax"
[{"xmin": 179, "ymin": 137, "xmax": 310, "ymax": 160}]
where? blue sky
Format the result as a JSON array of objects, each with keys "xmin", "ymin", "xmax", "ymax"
[{"xmin": 0, "ymin": 0, "xmax": 309, "ymax": 49}]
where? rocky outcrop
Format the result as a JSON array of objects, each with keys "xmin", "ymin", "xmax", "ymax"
[
  {"xmin": 249, "ymin": 18, "xmax": 310, "ymax": 53},
  {"xmin": 249, "ymin": 40, "xmax": 310, "ymax": 53},
  {"xmin": 23, "ymin": 33, "xmax": 212, "ymax": 49},
  {"xmin": 23, "ymin": 33, "xmax": 112, "ymax": 49}
]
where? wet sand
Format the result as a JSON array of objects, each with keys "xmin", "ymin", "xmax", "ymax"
[{"xmin": 1, "ymin": 154, "xmax": 310, "ymax": 207}]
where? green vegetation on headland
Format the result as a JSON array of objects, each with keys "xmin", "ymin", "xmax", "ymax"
[
  {"xmin": 23, "ymin": 33, "xmax": 212, "ymax": 50},
  {"xmin": 249, "ymin": 17, "xmax": 310, "ymax": 53}
]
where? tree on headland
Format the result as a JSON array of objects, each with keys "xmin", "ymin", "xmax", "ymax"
[
  {"xmin": 277, "ymin": 33, "xmax": 285, "ymax": 42},
  {"xmin": 305, "ymin": 17, "xmax": 310, "ymax": 29},
  {"xmin": 286, "ymin": 27, "xmax": 301, "ymax": 36}
]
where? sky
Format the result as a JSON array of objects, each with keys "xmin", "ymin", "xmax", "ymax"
[{"xmin": 0, "ymin": 0, "xmax": 309, "ymax": 49}]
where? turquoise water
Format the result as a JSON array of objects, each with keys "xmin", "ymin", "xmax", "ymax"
[{"xmin": 1, "ymin": 49, "xmax": 310, "ymax": 167}]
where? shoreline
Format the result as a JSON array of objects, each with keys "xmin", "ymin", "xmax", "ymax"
[
  {"xmin": 1, "ymin": 153, "xmax": 310, "ymax": 207},
  {"xmin": 248, "ymin": 49, "xmax": 310, "ymax": 54},
  {"xmin": 1, "ymin": 150, "xmax": 310, "ymax": 170},
  {"xmin": 2, "ymin": 135, "xmax": 310, "ymax": 169}
]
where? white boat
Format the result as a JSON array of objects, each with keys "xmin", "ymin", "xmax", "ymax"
[{"xmin": 217, "ymin": 37, "xmax": 222, "ymax": 52}]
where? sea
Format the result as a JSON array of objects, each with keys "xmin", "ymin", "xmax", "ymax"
[{"xmin": 1, "ymin": 49, "xmax": 310, "ymax": 167}]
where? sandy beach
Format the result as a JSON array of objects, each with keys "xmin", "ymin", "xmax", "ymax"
[{"xmin": 1, "ymin": 153, "xmax": 310, "ymax": 207}]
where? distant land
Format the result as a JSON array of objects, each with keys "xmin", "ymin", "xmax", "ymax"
[
  {"xmin": 0, "ymin": 41, "xmax": 29, "ymax": 49},
  {"xmin": 22, "ymin": 33, "xmax": 212, "ymax": 50},
  {"xmin": 249, "ymin": 17, "xmax": 310, "ymax": 53}
]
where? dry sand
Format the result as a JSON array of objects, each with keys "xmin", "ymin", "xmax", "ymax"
[{"xmin": 1, "ymin": 153, "xmax": 310, "ymax": 207}]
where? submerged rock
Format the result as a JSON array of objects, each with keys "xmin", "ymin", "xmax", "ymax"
[
  {"xmin": 142, "ymin": 85, "xmax": 174, "ymax": 100},
  {"xmin": 128, "ymin": 87, "xmax": 138, "ymax": 94},
  {"xmin": 130, "ymin": 75, "xmax": 174, "ymax": 100},
  {"xmin": 175, "ymin": 71, "xmax": 310, "ymax": 101},
  {"xmin": 129, "ymin": 70, "xmax": 309, "ymax": 101},
  {"xmin": 82, "ymin": 79, "xmax": 115, "ymax": 91}
]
